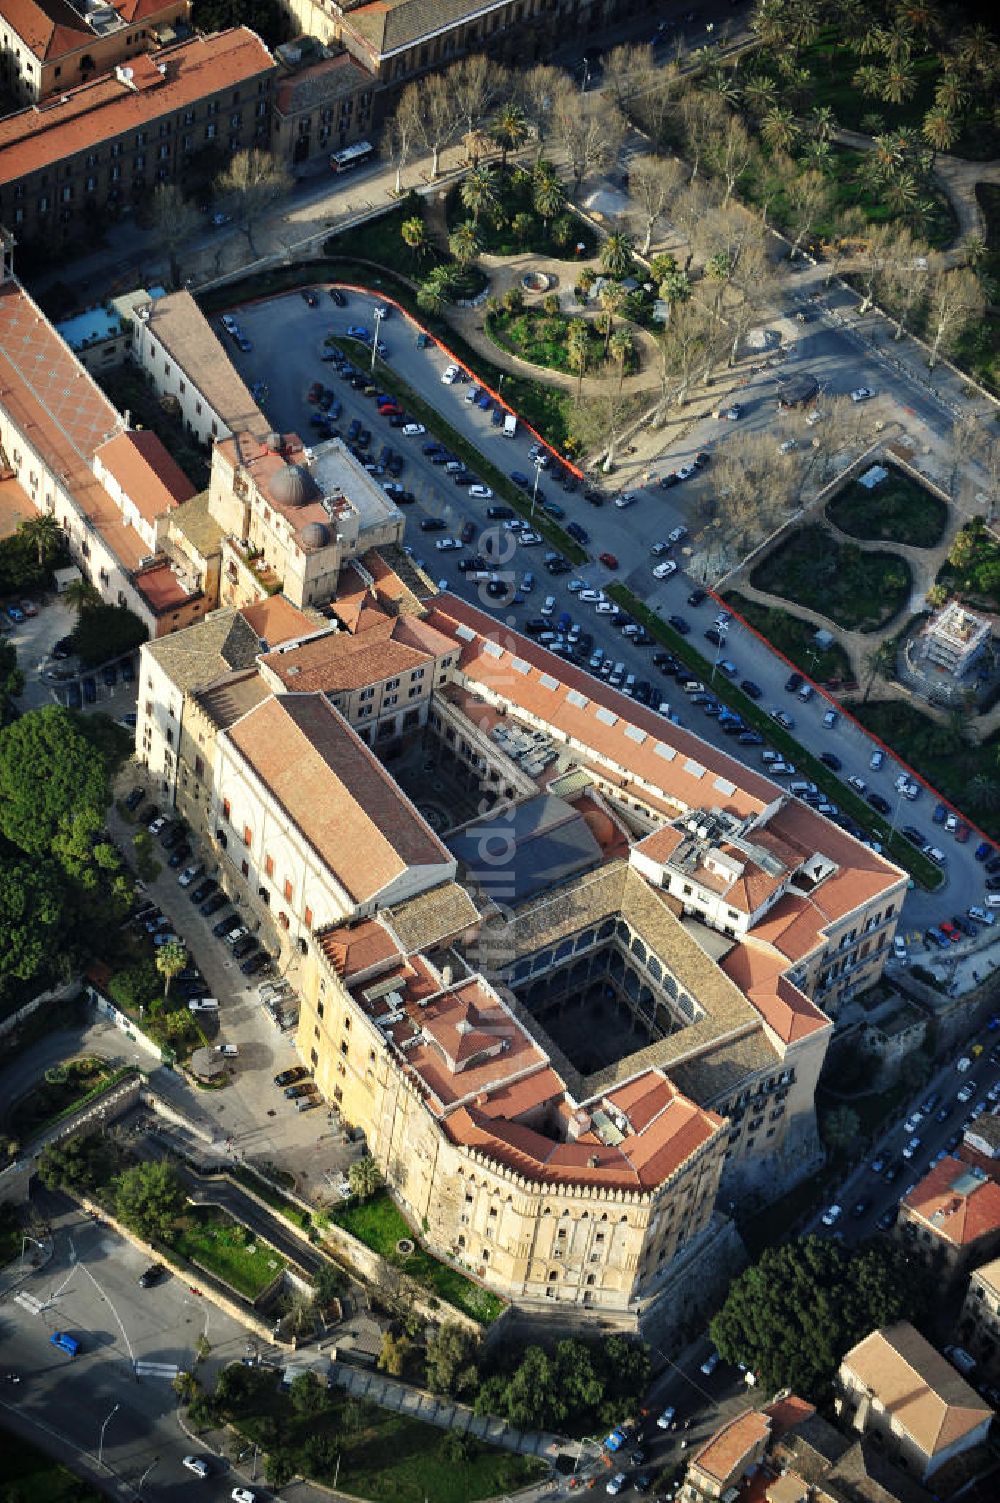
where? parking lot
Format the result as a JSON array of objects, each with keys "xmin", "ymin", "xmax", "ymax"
[
  {"xmin": 215, "ymin": 285, "xmax": 1000, "ymax": 946},
  {"xmin": 5, "ymin": 590, "xmax": 140, "ymax": 721},
  {"xmin": 107, "ymin": 794, "xmax": 360, "ymax": 1199}
]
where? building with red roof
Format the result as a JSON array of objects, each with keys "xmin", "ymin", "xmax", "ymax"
[
  {"xmin": 897, "ymin": 1157, "xmax": 1000, "ymax": 1281},
  {"xmin": 0, "ymin": 0, "xmax": 191, "ymax": 104}
]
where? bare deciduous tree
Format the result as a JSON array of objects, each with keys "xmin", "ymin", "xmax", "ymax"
[
  {"xmin": 214, "ymin": 149, "xmax": 292, "ymax": 258},
  {"xmin": 602, "ymin": 42, "xmax": 654, "ymax": 121},
  {"xmin": 517, "ymin": 63, "xmax": 564, "ymax": 154},
  {"xmin": 628, "ymin": 155, "xmax": 687, "ymax": 256},
  {"xmin": 550, "ymin": 85, "xmax": 625, "ymax": 197},
  {"xmin": 150, "ymin": 184, "xmax": 201, "ymax": 288},
  {"xmin": 926, "ymin": 265, "xmax": 984, "ymax": 368},
  {"xmin": 450, "ymin": 54, "xmax": 510, "ymax": 140},
  {"xmin": 407, "ymin": 72, "xmax": 462, "ymax": 179}
]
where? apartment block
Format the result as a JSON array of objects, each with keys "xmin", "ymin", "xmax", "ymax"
[
  {"xmin": 0, "ymin": 0, "xmax": 191, "ymax": 104},
  {"xmin": 0, "ymin": 28, "xmax": 275, "ymax": 248}
]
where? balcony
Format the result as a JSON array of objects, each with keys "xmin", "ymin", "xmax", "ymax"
[{"xmin": 228, "ymin": 536, "xmax": 282, "ymax": 597}]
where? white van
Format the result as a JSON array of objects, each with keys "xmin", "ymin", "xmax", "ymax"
[
  {"xmin": 189, "ymin": 997, "xmax": 220, "ymax": 1012},
  {"xmin": 987, "ymin": 894, "xmax": 1000, "ymax": 909},
  {"xmin": 503, "ymin": 413, "xmax": 517, "ymax": 438}
]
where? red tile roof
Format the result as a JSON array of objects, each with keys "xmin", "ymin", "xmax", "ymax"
[
  {"xmin": 901, "ymin": 1156, "xmax": 1000, "ymax": 1248},
  {"xmin": 239, "ymin": 596, "xmax": 316, "ymax": 649},
  {"xmin": 0, "ymin": 28, "xmax": 274, "ymax": 186},
  {"xmin": 721, "ymin": 944, "xmax": 831, "ymax": 1045},
  {"xmin": 842, "ymin": 1323, "xmax": 992, "ymax": 1459},
  {"xmin": 96, "ymin": 428, "xmax": 195, "ymax": 524},
  {"xmin": 3, "ymin": 0, "xmax": 90, "ymax": 62},
  {"xmin": 134, "ymin": 558, "xmax": 196, "ymax": 613},
  {"xmin": 223, "ymin": 693, "xmax": 452, "ymax": 904},
  {"xmin": 690, "ymin": 1408, "xmax": 772, "ymax": 1484}
]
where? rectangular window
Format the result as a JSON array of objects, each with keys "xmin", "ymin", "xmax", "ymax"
[
  {"xmin": 283, "ymin": 878, "xmax": 293, "ymax": 902},
  {"xmin": 304, "ymin": 905, "xmax": 313, "ymax": 929},
  {"xmin": 222, "ymin": 797, "xmax": 231, "ymax": 822},
  {"xmin": 264, "ymin": 854, "xmax": 274, "ymax": 878},
  {"xmin": 242, "ymin": 824, "xmax": 252, "ymax": 847}
]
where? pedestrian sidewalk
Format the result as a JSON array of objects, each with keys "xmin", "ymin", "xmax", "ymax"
[{"xmin": 328, "ymin": 1361, "xmax": 574, "ymax": 1463}]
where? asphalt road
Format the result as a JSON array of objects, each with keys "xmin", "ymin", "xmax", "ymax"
[
  {"xmin": 222, "ymin": 288, "xmax": 993, "ymax": 951},
  {"xmin": 1, "ymin": 1198, "xmax": 259, "ymax": 1502},
  {"xmin": 806, "ymin": 1023, "xmax": 1000, "ymax": 1246}
]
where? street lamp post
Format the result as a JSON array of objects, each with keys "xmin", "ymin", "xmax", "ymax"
[
  {"xmin": 98, "ymin": 1403, "xmax": 120, "ymax": 1466},
  {"xmin": 370, "ymin": 307, "xmax": 383, "ymax": 373},
  {"xmin": 530, "ymin": 458, "xmax": 544, "ymax": 519},
  {"xmin": 710, "ymin": 624, "xmax": 729, "ymax": 685},
  {"xmin": 138, "ymin": 1456, "xmax": 159, "ymax": 1493}
]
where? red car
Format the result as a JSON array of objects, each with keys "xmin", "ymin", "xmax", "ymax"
[
  {"xmin": 939, "ymin": 921, "xmax": 961, "ymax": 944},
  {"xmin": 307, "ymin": 381, "xmax": 324, "ymax": 404},
  {"xmin": 956, "ymin": 822, "xmax": 971, "ymax": 844},
  {"xmin": 598, "ymin": 552, "xmax": 619, "ymax": 569}
]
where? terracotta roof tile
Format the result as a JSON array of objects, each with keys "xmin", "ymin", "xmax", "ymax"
[
  {"xmin": 901, "ymin": 1156, "xmax": 1000, "ymax": 1248},
  {"xmin": 3, "ymin": 0, "xmax": 90, "ymax": 62},
  {"xmin": 239, "ymin": 595, "xmax": 316, "ymax": 649},
  {"xmin": 690, "ymin": 1408, "xmax": 772, "ymax": 1484},
  {"xmin": 223, "ymin": 693, "xmax": 452, "ymax": 904},
  {"xmin": 319, "ymin": 917, "xmax": 401, "ymax": 981},
  {"xmin": 841, "ymin": 1322, "xmax": 992, "ymax": 1459},
  {"xmin": 96, "ymin": 428, "xmax": 195, "ymax": 524},
  {"xmin": 721, "ymin": 944, "xmax": 831, "ymax": 1045},
  {"xmin": 0, "ymin": 28, "xmax": 274, "ymax": 186},
  {"xmin": 133, "ymin": 558, "xmax": 197, "ymax": 614}
]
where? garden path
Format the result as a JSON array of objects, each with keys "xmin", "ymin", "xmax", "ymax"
[{"xmin": 830, "ymin": 126, "xmax": 1000, "ymax": 253}]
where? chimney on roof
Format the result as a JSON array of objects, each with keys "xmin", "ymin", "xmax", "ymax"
[
  {"xmin": 456, "ymin": 1020, "xmax": 471, "ymax": 1035},
  {"xmin": 587, "ymin": 1154, "xmax": 600, "ymax": 1168}
]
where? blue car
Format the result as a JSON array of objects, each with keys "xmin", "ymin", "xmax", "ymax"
[
  {"xmin": 6, "ymin": 605, "xmax": 24, "ymax": 623},
  {"xmin": 347, "ymin": 325, "xmax": 370, "ymax": 341},
  {"xmin": 510, "ymin": 471, "xmax": 532, "ymax": 490},
  {"xmin": 976, "ymin": 841, "xmax": 994, "ymax": 862},
  {"xmin": 477, "ymin": 392, "xmax": 492, "ymax": 411},
  {"xmin": 932, "ymin": 802, "xmax": 948, "ymax": 825}
]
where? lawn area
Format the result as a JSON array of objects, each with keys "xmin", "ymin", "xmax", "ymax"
[
  {"xmin": 750, "ymin": 524, "xmax": 912, "ymax": 633},
  {"xmin": 825, "ymin": 467, "xmax": 948, "ymax": 549},
  {"xmin": 332, "ymin": 1192, "xmax": 504, "ymax": 1324},
  {"xmin": 849, "ymin": 698, "xmax": 1000, "ymax": 841},
  {"xmin": 722, "ymin": 592, "xmax": 854, "ymax": 686},
  {"xmin": 0, "ymin": 1434, "xmax": 104, "ymax": 1503},
  {"xmin": 166, "ymin": 1204, "xmax": 286, "ymax": 1300},
  {"xmin": 487, "ymin": 307, "xmax": 635, "ymax": 376},
  {"xmin": 217, "ymin": 1366, "xmax": 545, "ymax": 1503},
  {"xmin": 444, "ymin": 168, "xmax": 598, "ymax": 260},
  {"xmin": 607, "ymin": 584, "xmax": 942, "ymax": 889},
  {"xmin": 10, "ymin": 1057, "xmax": 130, "ymax": 1140}
]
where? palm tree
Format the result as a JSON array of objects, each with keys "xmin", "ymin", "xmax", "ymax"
[
  {"xmin": 863, "ymin": 641, "xmax": 896, "ymax": 702},
  {"xmin": 934, "ymin": 70, "xmax": 969, "ymax": 118},
  {"xmin": 448, "ymin": 220, "xmax": 481, "ymax": 269},
  {"xmin": 416, "ymin": 265, "xmax": 459, "ymax": 316},
  {"xmin": 922, "ymin": 106, "xmax": 958, "ymax": 155},
  {"xmin": 658, "ymin": 267, "xmax": 691, "ymax": 320},
  {"xmin": 598, "ymin": 279, "xmax": 627, "ymax": 356},
  {"xmin": 532, "ymin": 167, "xmax": 565, "ymax": 232},
  {"xmin": 801, "ymin": 138, "xmax": 833, "ymax": 172},
  {"xmin": 460, "ymin": 165, "xmax": 498, "ymax": 226},
  {"xmin": 704, "ymin": 65, "xmax": 740, "ymax": 105},
  {"xmin": 18, "ymin": 512, "xmax": 64, "ymax": 569},
  {"xmin": 853, "ymin": 64, "xmax": 885, "ymax": 100},
  {"xmin": 400, "ymin": 215, "xmax": 429, "ymax": 258},
  {"xmin": 600, "ymin": 231, "xmax": 635, "ymax": 281},
  {"xmin": 63, "ymin": 577, "xmax": 100, "ymax": 615},
  {"xmin": 743, "ymin": 75, "xmax": 778, "ymax": 117},
  {"xmin": 761, "ymin": 106, "xmax": 799, "ymax": 154},
  {"xmin": 156, "ymin": 938, "xmax": 188, "ymax": 999},
  {"xmin": 566, "ymin": 319, "xmax": 590, "ymax": 403},
  {"xmin": 491, "ymin": 102, "xmax": 529, "ymax": 170},
  {"xmin": 808, "ymin": 106, "xmax": 837, "ymax": 143},
  {"xmin": 881, "ymin": 60, "xmax": 917, "ymax": 106},
  {"xmin": 609, "ymin": 329, "xmax": 633, "ymax": 393}
]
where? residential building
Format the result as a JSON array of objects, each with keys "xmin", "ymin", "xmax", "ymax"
[
  {"xmin": 0, "ymin": 259, "xmax": 205, "ymax": 636},
  {"xmin": 0, "ymin": 0, "xmax": 191, "ymax": 104},
  {"xmin": 837, "ymin": 1322, "xmax": 993, "ymax": 1481},
  {"xmin": 683, "ymin": 1391, "xmax": 936, "ymax": 1503},
  {"xmin": 921, "ymin": 602, "xmax": 992, "ymax": 680},
  {"xmin": 272, "ymin": 40, "xmax": 374, "ymax": 167},
  {"xmin": 55, "ymin": 286, "xmax": 158, "ymax": 372},
  {"xmin": 897, "ymin": 1156, "xmax": 1000, "ymax": 1281},
  {"xmin": 0, "ymin": 28, "xmax": 275, "ymax": 249},
  {"xmin": 960, "ymin": 1257, "xmax": 1000, "ymax": 1373},
  {"xmin": 207, "ymin": 430, "xmax": 405, "ymax": 611}
]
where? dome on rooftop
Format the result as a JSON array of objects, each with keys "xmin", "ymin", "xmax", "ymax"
[
  {"xmin": 269, "ymin": 461, "xmax": 318, "ymax": 507},
  {"xmin": 300, "ymin": 520, "xmax": 330, "ymax": 549}
]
